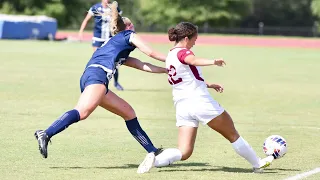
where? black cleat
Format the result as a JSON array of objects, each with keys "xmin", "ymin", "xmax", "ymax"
[
  {"xmin": 155, "ymin": 147, "xmax": 163, "ymax": 156},
  {"xmin": 114, "ymin": 83, "xmax": 124, "ymax": 91},
  {"xmin": 34, "ymin": 130, "xmax": 51, "ymax": 158}
]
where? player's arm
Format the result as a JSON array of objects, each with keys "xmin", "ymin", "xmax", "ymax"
[
  {"xmin": 184, "ymin": 55, "xmax": 226, "ymax": 67},
  {"xmin": 124, "ymin": 57, "xmax": 167, "ymax": 73},
  {"xmin": 130, "ymin": 34, "xmax": 166, "ymax": 62},
  {"xmin": 79, "ymin": 11, "xmax": 93, "ymax": 40},
  {"xmin": 206, "ymin": 83, "xmax": 224, "ymax": 93}
]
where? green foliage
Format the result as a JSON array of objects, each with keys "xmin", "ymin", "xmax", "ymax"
[
  {"xmin": 249, "ymin": 0, "xmax": 314, "ymax": 27},
  {"xmin": 0, "ymin": 0, "xmax": 90, "ymax": 28},
  {"xmin": 0, "ymin": 2, "xmax": 17, "ymax": 14},
  {"xmin": 138, "ymin": 0, "xmax": 252, "ymax": 27},
  {"xmin": 41, "ymin": 3, "xmax": 66, "ymax": 21},
  {"xmin": 311, "ymin": 0, "xmax": 320, "ymax": 17},
  {"xmin": 0, "ymin": 0, "xmax": 319, "ymax": 30},
  {"xmin": 311, "ymin": 0, "xmax": 320, "ymax": 32}
]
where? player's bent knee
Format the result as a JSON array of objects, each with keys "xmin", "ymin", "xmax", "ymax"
[
  {"xmin": 179, "ymin": 149, "xmax": 193, "ymax": 160},
  {"xmin": 78, "ymin": 111, "xmax": 90, "ymax": 120},
  {"xmin": 229, "ymin": 132, "xmax": 240, "ymax": 143},
  {"xmin": 122, "ymin": 106, "xmax": 136, "ymax": 120},
  {"xmin": 76, "ymin": 108, "xmax": 93, "ymax": 120},
  {"xmin": 181, "ymin": 151, "xmax": 192, "ymax": 161}
]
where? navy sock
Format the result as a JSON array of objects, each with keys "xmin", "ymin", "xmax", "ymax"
[
  {"xmin": 45, "ymin": 109, "xmax": 80, "ymax": 138},
  {"xmin": 125, "ymin": 118, "xmax": 158, "ymax": 153},
  {"xmin": 114, "ymin": 70, "xmax": 119, "ymax": 85}
]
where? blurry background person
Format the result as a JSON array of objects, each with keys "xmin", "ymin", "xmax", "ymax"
[{"xmin": 79, "ymin": 0, "xmax": 124, "ymax": 90}]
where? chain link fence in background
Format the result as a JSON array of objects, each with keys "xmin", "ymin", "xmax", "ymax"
[{"xmin": 133, "ymin": 22, "xmax": 319, "ymax": 37}]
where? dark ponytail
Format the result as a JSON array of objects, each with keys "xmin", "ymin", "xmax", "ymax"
[
  {"xmin": 167, "ymin": 22, "xmax": 198, "ymax": 43},
  {"xmin": 168, "ymin": 27, "xmax": 178, "ymax": 41}
]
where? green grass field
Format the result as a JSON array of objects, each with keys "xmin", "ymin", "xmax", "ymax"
[{"xmin": 0, "ymin": 40, "xmax": 319, "ymax": 180}]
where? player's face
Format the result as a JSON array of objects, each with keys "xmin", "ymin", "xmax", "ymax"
[
  {"xmin": 186, "ymin": 33, "xmax": 198, "ymax": 49},
  {"xmin": 102, "ymin": 0, "xmax": 109, "ymax": 5},
  {"xmin": 126, "ymin": 23, "xmax": 135, "ymax": 31}
]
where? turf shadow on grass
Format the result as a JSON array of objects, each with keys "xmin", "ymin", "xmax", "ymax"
[
  {"xmin": 157, "ymin": 165, "xmax": 300, "ymax": 174},
  {"xmin": 50, "ymin": 164, "xmax": 138, "ymax": 170},
  {"xmin": 50, "ymin": 163, "xmax": 300, "ymax": 174},
  {"xmin": 50, "ymin": 162, "xmax": 210, "ymax": 170}
]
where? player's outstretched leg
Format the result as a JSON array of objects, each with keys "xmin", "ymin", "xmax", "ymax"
[
  {"xmin": 99, "ymin": 90, "xmax": 159, "ymax": 153},
  {"xmin": 34, "ymin": 109, "xmax": 80, "ymax": 158},
  {"xmin": 113, "ymin": 70, "xmax": 124, "ymax": 91},
  {"xmin": 34, "ymin": 83, "xmax": 106, "ymax": 158},
  {"xmin": 125, "ymin": 118, "xmax": 158, "ymax": 152},
  {"xmin": 207, "ymin": 110, "xmax": 274, "ymax": 172}
]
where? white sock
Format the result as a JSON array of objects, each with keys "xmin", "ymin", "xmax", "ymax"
[
  {"xmin": 232, "ymin": 136, "xmax": 260, "ymax": 168},
  {"xmin": 154, "ymin": 148, "xmax": 182, "ymax": 167}
]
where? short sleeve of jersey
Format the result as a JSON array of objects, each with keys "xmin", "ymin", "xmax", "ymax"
[
  {"xmin": 177, "ymin": 49, "xmax": 194, "ymax": 64},
  {"xmin": 88, "ymin": 5, "xmax": 95, "ymax": 16},
  {"xmin": 123, "ymin": 30, "xmax": 135, "ymax": 45}
]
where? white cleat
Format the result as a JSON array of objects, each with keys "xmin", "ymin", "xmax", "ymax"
[
  {"xmin": 137, "ymin": 152, "xmax": 156, "ymax": 174},
  {"xmin": 253, "ymin": 156, "xmax": 274, "ymax": 173}
]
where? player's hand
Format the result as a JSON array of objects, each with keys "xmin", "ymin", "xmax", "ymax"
[
  {"xmin": 207, "ymin": 84, "xmax": 224, "ymax": 93},
  {"xmin": 213, "ymin": 58, "xmax": 226, "ymax": 67},
  {"xmin": 78, "ymin": 32, "xmax": 83, "ymax": 42}
]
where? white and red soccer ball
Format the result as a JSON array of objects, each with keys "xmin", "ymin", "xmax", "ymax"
[{"xmin": 263, "ymin": 135, "xmax": 287, "ymax": 159}]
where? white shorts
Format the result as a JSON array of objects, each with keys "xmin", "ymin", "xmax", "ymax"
[{"xmin": 175, "ymin": 96, "xmax": 225, "ymax": 127}]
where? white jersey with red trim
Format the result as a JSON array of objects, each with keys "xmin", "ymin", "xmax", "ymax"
[{"xmin": 166, "ymin": 47, "xmax": 210, "ymax": 103}]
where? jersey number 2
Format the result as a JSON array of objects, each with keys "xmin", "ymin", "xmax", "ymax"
[{"xmin": 167, "ymin": 65, "xmax": 182, "ymax": 85}]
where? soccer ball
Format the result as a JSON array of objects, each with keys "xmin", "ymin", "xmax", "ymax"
[{"xmin": 263, "ymin": 135, "xmax": 287, "ymax": 159}]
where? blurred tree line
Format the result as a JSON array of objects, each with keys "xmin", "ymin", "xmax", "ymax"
[{"xmin": 0, "ymin": 0, "xmax": 319, "ymax": 31}]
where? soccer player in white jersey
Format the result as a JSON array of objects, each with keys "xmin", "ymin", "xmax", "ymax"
[
  {"xmin": 137, "ymin": 22, "xmax": 275, "ymax": 174},
  {"xmin": 79, "ymin": 0, "xmax": 124, "ymax": 90}
]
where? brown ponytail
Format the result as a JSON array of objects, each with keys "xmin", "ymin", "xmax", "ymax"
[
  {"xmin": 167, "ymin": 22, "xmax": 198, "ymax": 42},
  {"xmin": 110, "ymin": 1, "xmax": 126, "ymax": 36},
  {"xmin": 168, "ymin": 27, "xmax": 177, "ymax": 41}
]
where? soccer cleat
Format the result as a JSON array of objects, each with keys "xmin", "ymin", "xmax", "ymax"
[
  {"xmin": 137, "ymin": 148, "xmax": 163, "ymax": 174},
  {"xmin": 114, "ymin": 83, "xmax": 124, "ymax": 91},
  {"xmin": 253, "ymin": 155, "xmax": 274, "ymax": 173},
  {"xmin": 137, "ymin": 152, "xmax": 156, "ymax": 174},
  {"xmin": 155, "ymin": 147, "xmax": 163, "ymax": 156},
  {"xmin": 34, "ymin": 130, "xmax": 51, "ymax": 158}
]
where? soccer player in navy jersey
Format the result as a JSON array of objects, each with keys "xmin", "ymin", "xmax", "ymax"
[
  {"xmin": 79, "ymin": 0, "xmax": 124, "ymax": 90},
  {"xmin": 35, "ymin": 1, "xmax": 165, "ymax": 160}
]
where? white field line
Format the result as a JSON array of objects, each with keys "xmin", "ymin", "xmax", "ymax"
[{"xmin": 283, "ymin": 167, "xmax": 320, "ymax": 180}]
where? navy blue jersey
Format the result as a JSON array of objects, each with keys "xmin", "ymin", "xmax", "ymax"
[
  {"xmin": 85, "ymin": 30, "xmax": 136, "ymax": 72},
  {"xmin": 88, "ymin": 3, "xmax": 122, "ymax": 41}
]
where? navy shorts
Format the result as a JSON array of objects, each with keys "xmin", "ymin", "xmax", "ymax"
[
  {"xmin": 80, "ymin": 67, "xmax": 109, "ymax": 93},
  {"xmin": 92, "ymin": 40, "xmax": 104, "ymax": 47}
]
